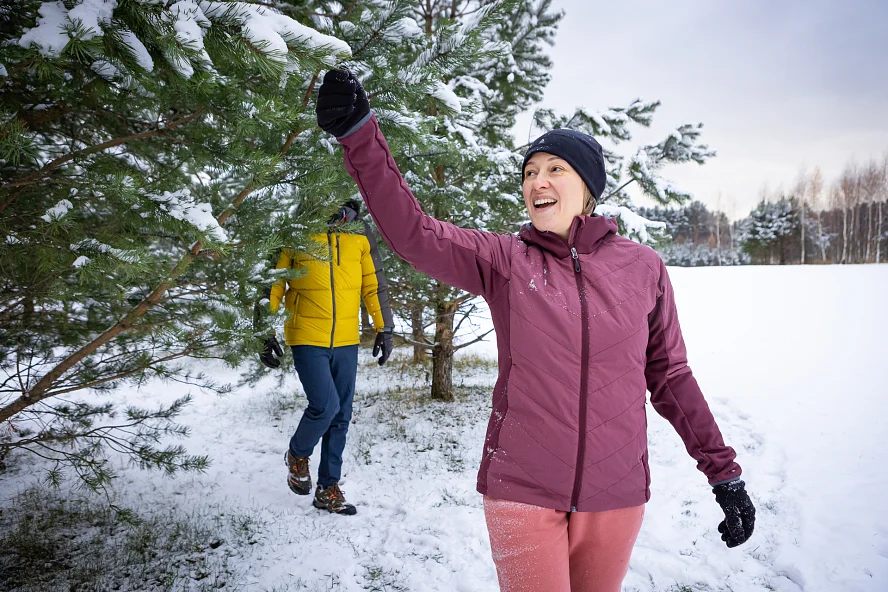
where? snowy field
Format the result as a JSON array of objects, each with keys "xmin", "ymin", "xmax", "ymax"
[{"xmin": 1, "ymin": 264, "xmax": 887, "ymax": 592}]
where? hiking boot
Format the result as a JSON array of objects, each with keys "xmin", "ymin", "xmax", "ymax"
[
  {"xmin": 313, "ymin": 482, "xmax": 357, "ymax": 515},
  {"xmin": 285, "ymin": 451, "xmax": 311, "ymax": 495}
]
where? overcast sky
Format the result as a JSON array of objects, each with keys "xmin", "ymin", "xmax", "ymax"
[{"xmin": 513, "ymin": 0, "xmax": 888, "ymax": 219}]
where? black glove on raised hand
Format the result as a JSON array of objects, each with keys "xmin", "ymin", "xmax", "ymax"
[
  {"xmin": 713, "ymin": 479, "xmax": 756, "ymax": 548},
  {"xmin": 259, "ymin": 335, "xmax": 284, "ymax": 369},
  {"xmin": 372, "ymin": 328, "xmax": 393, "ymax": 366},
  {"xmin": 316, "ymin": 69, "xmax": 371, "ymax": 138}
]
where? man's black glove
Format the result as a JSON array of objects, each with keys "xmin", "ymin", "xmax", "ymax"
[
  {"xmin": 372, "ymin": 328, "xmax": 393, "ymax": 366},
  {"xmin": 259, "ymin": 335, "xmax": 284, "ymax": 369},
  {"xmin": 713, "ymin": 479, "xmax": 755, "ymax": 548},
  {"xmin": 316, "ymin": 69, "xmax": 370, "ymax": 138}
]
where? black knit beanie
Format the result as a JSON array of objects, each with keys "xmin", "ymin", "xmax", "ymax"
[{"xmin": 522, "ymin": 129, "xmax": 607, "ymax": 200}]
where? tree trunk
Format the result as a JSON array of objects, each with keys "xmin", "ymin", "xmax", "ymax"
[
  {"xmin": 427, "ymin": 137, "xmax": 457, "ymax": 401},
  {"xmin": 860, "ymin": 203, "xmax": 867, "ymax": 262},
  {"xmin": 852, "ymin": 203, "xmax": 859, "ymax": 263},
  {"xmin": 865, "ymin": 202, "xmax": 873, "ymax": 263},
  {"xmin": 877, "ymin": 201, "xmax": 883, "ymax": 264},
  {"xmin": 854, "ymin": 204, "xmax": 860, "ymax": 263},
  {"xmin": 818, "ymin": 211, "xmax": 827, "ymax": 262},
  {"xmin": 411, "ymin": 302, "xmax": 427, "ymax": 363},
  {"xmin": 841, "ymin": 206, "xmax": 849, "ymax": 264},
  {"xmin": 430, "ymin": 281, "xmax": 456, "ymax": 402},
  {"xmin": 800, "ymin": 202, "xmax": 806, "ymax": 264}
]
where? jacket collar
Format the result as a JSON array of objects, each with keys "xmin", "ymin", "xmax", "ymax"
[{"xmin": 519, "ymin": 215, "xmax": 618, "ymax": 258}]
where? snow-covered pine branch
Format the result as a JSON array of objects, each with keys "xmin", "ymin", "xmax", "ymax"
[
  {"xmin": 16, "ymin": 0, "xmax": 351, "ymax": 82},
  {"xmin": 595, "ymin": 203, "xmax": 667, "ymax": 245}
]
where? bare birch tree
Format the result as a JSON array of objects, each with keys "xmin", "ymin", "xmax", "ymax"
[
  {"xmin": 794, "ymin": 170, "xmax": 808, "ymax": 264},
  {"xmin": 838, "ymin": 166, "xmax": 859, "ymax": 264},
  {"xmin": 860, "ymin": 162, "xmax": 881, "ymax": 263},
  {"xmin": 809, "ymin": 167, "xmax": 827, "ymax": 262},
  {"xmin": 876, "ymin": 154, "xmax": 887, "ymax": 264}
]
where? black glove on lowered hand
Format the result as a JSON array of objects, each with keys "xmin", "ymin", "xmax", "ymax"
[
  {"xmin": 316, "ymin": 69, "xmax": 371, "ymax": 138},
  {"xmin": 713, "ymin": 479, "xmax": 756, "ymax": 548},
  {"xmin": 259, "ymin": 335, "xmax": 284, "ymax": 369},
  {"xmin": 372, "ymin": 328, "xmax": 393, "ymax": 366}
]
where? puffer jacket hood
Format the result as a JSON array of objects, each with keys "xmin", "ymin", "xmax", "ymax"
[{"xmin": 338, "ymin": 115, "xmax": 741, "ymax": 512}]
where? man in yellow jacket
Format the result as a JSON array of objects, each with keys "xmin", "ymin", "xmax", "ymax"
[{"xmin": 261, "ymin": 199, "xmax": 393, "ymax": 515}]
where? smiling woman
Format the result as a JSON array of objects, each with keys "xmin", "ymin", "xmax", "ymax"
[{"xmin": 316, "ymin": 69, "xmax": 755, "ymax": 592}]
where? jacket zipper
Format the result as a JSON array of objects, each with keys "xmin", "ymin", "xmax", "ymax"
[
  {"xmin": 327, "ymin": 232, "xmax": 337, "ymax": 349},
  {"xmin": 570, "ymin": 246, "xmax": 590, "ymax": 512}
]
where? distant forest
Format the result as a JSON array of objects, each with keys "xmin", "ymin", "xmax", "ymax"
[{"xmin": 640, "ymin": 159, "xmax": 888, "ymax": 266}]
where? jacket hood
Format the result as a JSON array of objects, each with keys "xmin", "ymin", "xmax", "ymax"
[{"xmin": 519, "ymin": 215, "xmax": 618, "ymax": 258}]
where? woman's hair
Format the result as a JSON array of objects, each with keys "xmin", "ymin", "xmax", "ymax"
[{"xmin": 583, "ymin": 186, "xmax": 597, "ymax": 216}]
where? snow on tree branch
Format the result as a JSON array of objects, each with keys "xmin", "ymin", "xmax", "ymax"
[
  {"xmin": 17, "ymin": 0, "xmax": 351, "ymax": 78},
  {"xmin": 626, "ymin": 124, "xmax": 715, "ymax": 205},
  {"xmin": 595, "ymin": 204, "xmax": 666, "ymax": 244},
  {"xmin": 531, "ymin": 99, "xmax": 660, "ymax": 143},
  {"xmin": 149, "ymin": 189, "xmax": 227, "ymax": 242},
  {"xmin": 645, "ymin": 123, "xmax": 715, "ymax": 165},
  {"xmin": 200, "ymin": 1, "xmax": 351, "ymax": 60}
]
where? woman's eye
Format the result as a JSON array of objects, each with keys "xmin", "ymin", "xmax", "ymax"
[
  {"xmin": 552, "ymin": 166, "xmax": 563, "ymax": 172},
  {"xmin": 525, "ymin": 171, "xmax": 536, "ymax": 178}
]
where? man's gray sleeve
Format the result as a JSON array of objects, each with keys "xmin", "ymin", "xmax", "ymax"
[{"xmin": 363, "ymin": 220, "xmax": 395, "ymax": 329}]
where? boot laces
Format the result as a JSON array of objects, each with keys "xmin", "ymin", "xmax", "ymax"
[
  {"xmin": 324, "ymin": 483, "xmax": 345, "ymax": 504},
  {"xmin": 288, "ymin": 454, "xmax": 309, "ymax": 475}
]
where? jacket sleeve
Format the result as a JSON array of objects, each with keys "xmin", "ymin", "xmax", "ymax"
[
  {"xmin": 338, "ymin": 114, "xmax": 512, "ymax": 299},
  {"xmin": 268, "ymin": 248, "xmax": 292, "ymax": 314},
  {"xmin": 360, "ymin": 224, "xmax": 394, "ymax": 331},
  {"xmin": 644, "ymin": 258, "xmax": 742, "ymax": 485}
]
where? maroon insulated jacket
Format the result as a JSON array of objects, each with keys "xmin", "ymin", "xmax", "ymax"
[{"xmin": 340, "ymin": 116, "xmax": 741, "ymax": 512}]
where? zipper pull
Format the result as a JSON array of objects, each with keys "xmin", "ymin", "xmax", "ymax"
[{"xmin": 571, "ymin": 247, "xmax": 581, "ymax": 273}]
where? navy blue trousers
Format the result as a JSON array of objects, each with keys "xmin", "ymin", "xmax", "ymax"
[{"xmin": 289, "ymin": 345, "xmax": 358, "ymax": 488}]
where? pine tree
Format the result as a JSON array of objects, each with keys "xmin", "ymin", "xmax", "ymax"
[
  {"xmin": 737, "ymin": 197, "xmax": 799, "ymax": 264},
  {"xmin": 0, "ymin": 0, "xmax": 353, "ymax": 489},
  {"xmin": 380, "ymin": 0, "xmax": 562, "ymax": 401}
]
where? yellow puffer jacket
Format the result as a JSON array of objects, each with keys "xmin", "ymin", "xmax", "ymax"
[{"xmin": 269, "ymin": 229, "xmax": 392, "ymax": 347}]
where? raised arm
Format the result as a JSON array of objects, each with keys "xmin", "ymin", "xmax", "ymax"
[{"xmin": 317, "ymin": 70, "xmax": 512, "ymax": 299}]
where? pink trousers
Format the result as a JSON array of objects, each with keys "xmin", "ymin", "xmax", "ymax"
[{"xmin": 483, "ymin": 496, "xmax": 645, "ymax": 592}]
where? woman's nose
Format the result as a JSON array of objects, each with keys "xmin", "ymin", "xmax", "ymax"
[{"xmin": 531, "ymin": 174, "xmax": 550, "ymax": 190}]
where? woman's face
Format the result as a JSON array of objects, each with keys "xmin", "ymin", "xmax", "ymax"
[{"xmin": 522, "ymin": 152, "xmax": 587, "ymax": 240}]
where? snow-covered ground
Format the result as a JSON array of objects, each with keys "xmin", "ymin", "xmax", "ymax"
[{"xmin": 2, "ymin": 265, "xmax": 887, "ymax": 591}]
